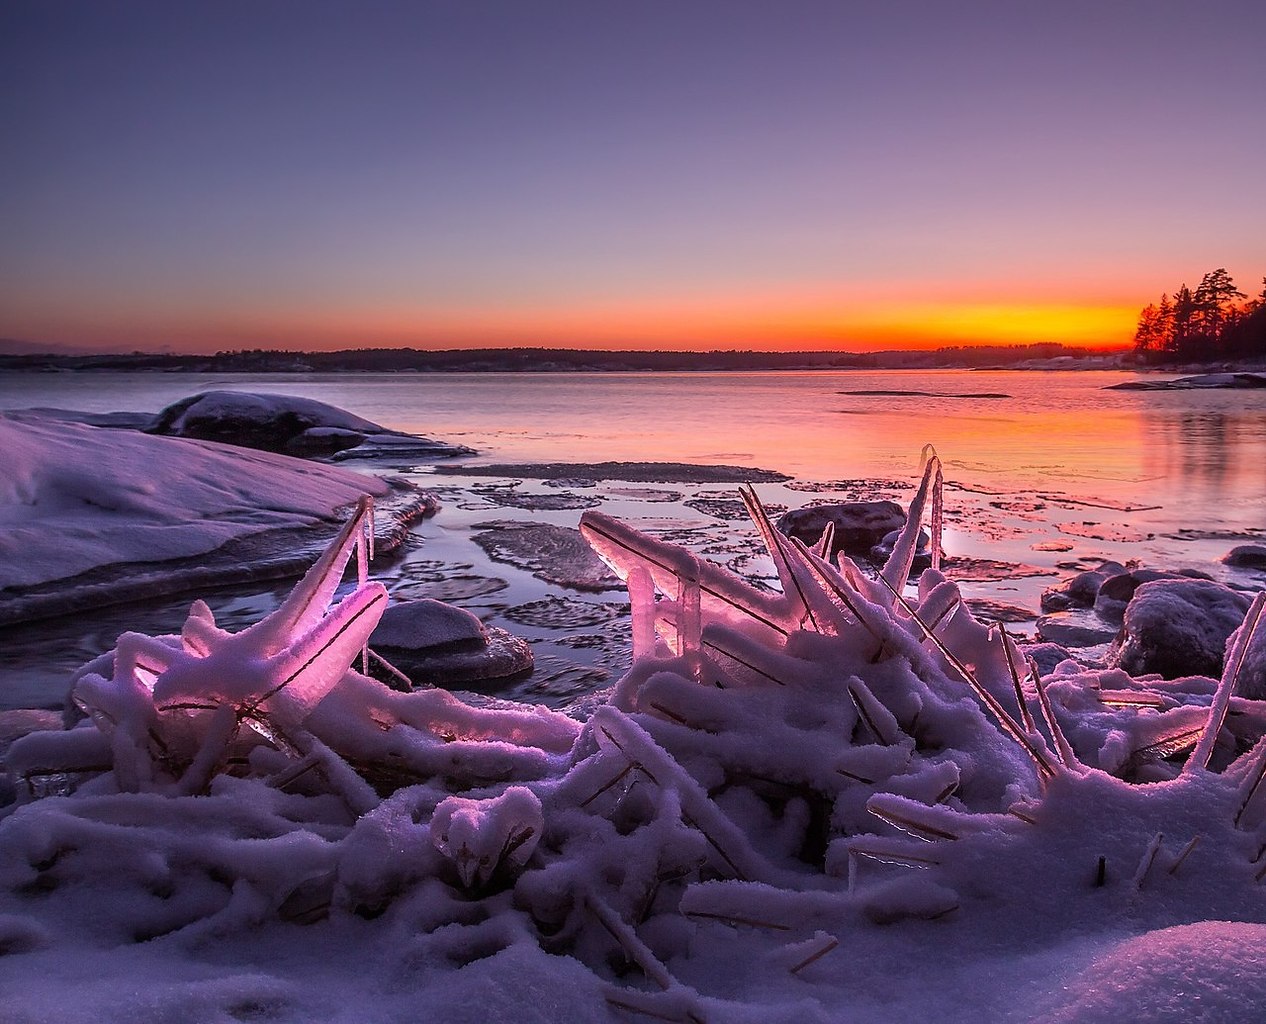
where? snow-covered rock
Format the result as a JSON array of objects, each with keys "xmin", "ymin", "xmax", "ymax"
[
  {"xmin": 0, "ymin": 412, "xmax": 427, "ymax": 624},
  {"xmin": 1094, "ymin": 568, "xmax": 1212, "ymax": 623},
  {"xmin": 370, "ymin": 599, "xmax": 533, "ymax": 686},
  {"xmin": 149, "ymin": 390, "xmax": 472, "ymax": 459},
  {"xmin": 372, "ymin": 599, "xmax": 488, "ymax": 651},
  {"xmin": 1107, "ymin": 579, "xmax": 1252, "ymax": 679}
]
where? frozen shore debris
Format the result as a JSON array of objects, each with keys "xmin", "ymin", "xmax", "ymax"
[{"xmin": 3, "ymin": 449, "xmax": 1266, "ymax": 1016}]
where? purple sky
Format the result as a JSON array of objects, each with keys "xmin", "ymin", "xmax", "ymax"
[{"xmin": 1, "ymin": 1, "xmax": 1263, "ymax": 352}]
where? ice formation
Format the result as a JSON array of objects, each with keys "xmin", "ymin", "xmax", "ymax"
[{"xmin": 3, "ymin": 451, "xmax": 1266, "ymax": 1021}]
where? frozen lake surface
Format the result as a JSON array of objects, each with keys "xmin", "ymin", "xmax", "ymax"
[{"xmin": 2, "ymin": 368, "xmax": 1264, "ymax": 710}]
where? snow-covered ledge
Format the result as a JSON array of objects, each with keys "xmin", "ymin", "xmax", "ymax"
[{"xmin": 0, "ymin": 412, "xmax": 435, "ymax": 625}]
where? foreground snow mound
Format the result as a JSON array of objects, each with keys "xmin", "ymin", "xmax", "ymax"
[
  {"xmin": 3, "ymin": 450, "xmax": 1266, "ymax": 1022},
  {"xmin": 1043, "ymin": 921, "xmax": 1266, "ymax": 1023}
]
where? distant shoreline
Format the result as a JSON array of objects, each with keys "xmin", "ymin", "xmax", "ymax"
[{"xmin": 0, "ymin": 343, "xmax": 1135, "ymax": 374}]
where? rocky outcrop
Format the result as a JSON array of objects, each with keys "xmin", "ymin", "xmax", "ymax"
[
  {"xmin": 775, "ymin": 501, "xmax": 907, "ymax": 561},
  {"xmin": 149, "ymin": 391, "xmax": 472, "ymax": 459},
  {"xmin": 1107, "ymin": 579, "xmax": 1252, "ymax": 680}
]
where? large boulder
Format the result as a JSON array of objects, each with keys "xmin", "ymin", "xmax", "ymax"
[
  {"xmin": 775, "ymin": 501, "xmax": 906, "ymax": 561},
  {"xmin": 1224, "ymin": 545, "xmax": 1266, "ymax": 570},
  {"xmin": 1107, "ymin": 579, "xmax": 1252, "ymax": 680},
  {"xmin": 1093, "ymin": 568, "xmax": 1212, "ymax": 623},
  {"xmin": 150, "ymin": 391, "xmax": 379, "ymax": 454},
  {"xmin": 149, "ymin": 391, "xmax": 472, "ymax": 459}
]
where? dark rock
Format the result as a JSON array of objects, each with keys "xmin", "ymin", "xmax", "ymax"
[
  {"xmin": 436, "ymin": 461, "xmax": 790, "ymax": 483},
  {"xmin": 1095, "ymin": 569, "xmax": 1214, "ymax": 624},
  {"xmin": 369, "ymin": 599, "xmax": 532, "ymax": 687},
  {"xmin": 377, "ymin": 626, "xmax": 533, "ymax": 688},
  {"xmin": 149, "ymin": 391, "xmax": 471, "ymax": 460},
  {"xmin": 1107, "ymin": 579, "xmax": 1253, "ymax": 680},
  {"xmin": 1039, "ymin": 562, "xmax": 1126, "ymax": 613},
  {"xmin": 286, "ymin": 427, "xmax": 367, "ymax": 457},
  {"xmin": 1224, "ymin": 545, "xmax": 1266, "ymax": 570},
  {"xmin": 1035, "ymin": 611, "xmax": 1119, "ymax": 649},
  {"xmin": 776, "ymin": 501, "xmax": 907, "ymax": 560},
  {"xmin": 869, "ymin": 528, "xmax": 932, "ymax": 574},
  {"xmin": 371, "ymin": 599, "xmax": 487, "ymax": 653}
]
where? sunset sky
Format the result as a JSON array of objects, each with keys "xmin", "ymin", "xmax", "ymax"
[{"xmin": 1, "ymin": 1, "xmax": 1262, "ymax": 354}]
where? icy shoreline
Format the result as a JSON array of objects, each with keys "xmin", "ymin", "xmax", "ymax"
[{"xmin": 2, "ymin": 455, "xmax": 1265, "ymax": 1023}]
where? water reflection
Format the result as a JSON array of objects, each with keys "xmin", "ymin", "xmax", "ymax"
[{"xmin": 1142, "ymin": 408, "xmax": 1266, "ymax": 503}]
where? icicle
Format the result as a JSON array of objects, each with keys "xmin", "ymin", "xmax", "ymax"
[
  {"xmin": 675, "ymin": 556, "xmax": 703, "ymax": 656},
  {"xmin": 1233, "ymin": 734, "xmax": 1266, "ymax": 828},
  {"xmin": 1187, "ymin": 591, "xmax": 1266, "ymax": 774},
  {"xmin": 814, "ymin": 520, "xmax": 836, "ymax": 561},
  {"xmin": 1032, "ymin": 670, "xmax": 1080, "ymax": 771},
  {"xmin": 930, "ymin": 455, "xmax": 944, "ymax": 572},
  {"xmin": 998, "ymin": 626, "xmax": 1037, "ymax": 733},
  {"xmin": 1131, "ymin": 832, "xmax": 1164, "ymax": 890},
  {"xmin": 629, "ymin": 566, "xmax": 658, "ymax": 660}
]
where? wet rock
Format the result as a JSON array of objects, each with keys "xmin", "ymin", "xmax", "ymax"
[
  {"xmin": 1035, "ymin": 610, "xmax": 1119, "ymax": 649},
  {"xmin": 1107, "ymin": 579, "xmax": 1252, "ymax": 680},
  {"xmin": 437, "ymin": 461, "xmax": 789, "ymax": 483},
  {"xmin": 870, "ymin": 528, "xmax": 931, "ymax": 574},
  {"xmin": 1094, "ymin": 569, "xmax": 1212, "ymax": 623},
  {"xmin": 370, "ymin": 599, "xmax": 532, "ymax": 686},
  {"xmin": 1039, "ymin": 562, "xmax": 1126, "ymax": 613},
  {"xmin": 775, "ymin": 501, "xmax": 906, "ymax": 560},
  {"xmin": 472, "ymin": 523, "xmax": 622, "ymax": 591},
  {"xmin": 149, "ymin": 391, "xmax": 471, "ymax": 459},
  {"xmin": 478, "ymin": 489, "xmax": 602, "ymax": 511},
  {"xmin": 1224, "ymin": 545, "xmax": 1266, "ymax": 570},
  {"xmin": 965, "ymin": 599, "xmax": 1037, "ymax": 624}
]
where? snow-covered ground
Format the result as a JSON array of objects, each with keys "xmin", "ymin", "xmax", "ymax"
[{"xmin": 2, "ymin": 448, "xmax": 1265, "ymax": 1022}]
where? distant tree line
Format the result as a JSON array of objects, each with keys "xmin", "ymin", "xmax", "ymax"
[
  {"xmin": 0, "ymin": 342, "xmax": 1106, "ymax": 374},
  {"xmin": 1133, "ymin": 268, "xmax": 1266, "ymax": 362}
]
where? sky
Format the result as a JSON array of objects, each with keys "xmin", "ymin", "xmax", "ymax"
[{"xmin": 0, "ymin": 0, "xmax": 1263, "ymax": 354}]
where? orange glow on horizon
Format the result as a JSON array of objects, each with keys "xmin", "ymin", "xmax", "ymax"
[{"xmin": 6, "ymin": 287, "xmax": 1140, "ymax": 355}]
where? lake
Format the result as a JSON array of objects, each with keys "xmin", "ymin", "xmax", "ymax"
[{"xmin": 2, "ymin": 368, "xmax": 1264, "ymax": 710}]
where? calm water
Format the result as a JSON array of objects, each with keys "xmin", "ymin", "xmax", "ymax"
[
  {"xmin": 5, "ymin": 367, "xmax": 1264, "ymax": 520},
  {"xmin": 2, "ymin": 368, "xmax": 1264, "ymax": 710}
]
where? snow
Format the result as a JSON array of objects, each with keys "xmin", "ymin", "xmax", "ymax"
[
  {"xmin": 0, "ymin": 411, "xmax": 388, "ymax": 610},
  {"xmin": 3, "ymin": 446, "xmax": 1266, "ymax": 1022}
]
